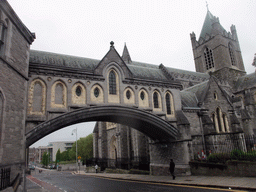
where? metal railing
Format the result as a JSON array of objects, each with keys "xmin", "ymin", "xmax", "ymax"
[
  {"xmin": 87, "ymin": 156, "xmax": 150, "ymax": 171},
  {"xmin": 193, "ymin": 133, "xmax": 256, "ymax": 158},
  {"xmin": 0, "ymin": 167, "xmax": 10, "ymax": 190}
]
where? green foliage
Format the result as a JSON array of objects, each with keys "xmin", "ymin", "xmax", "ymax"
[
  {"xmin": 55, "ymin": 149, "xmax": 61, "ymax": 165},
  {"xmin": 60, "ymin": 150, "xmax": 71, "ymax": 161},
  {"xmin": 41, "ymin": 152, "xmax": 49, "ymax": 167},
  {"xmin": 70, "ymin": 133, "xmax": 93, "ymax": 162},
  {"xmin": 230, "ymin": 149, "xmax": 244, "ymax": 160},
  {"xmin": 206, "ymin": 149, "xmax": 256, "ymax": 163},
  {"xmin": 230, "ymin": 149, "xmax": 256, "ymax": 161},
  {"xmin": 207, "ymin": 153, "xmax": 230, "ymax": 163}
]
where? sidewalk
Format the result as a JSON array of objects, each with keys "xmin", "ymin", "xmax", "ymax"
[{"xmin": 74, "ymin": 171, "xmax": 256, "ymax": 191}]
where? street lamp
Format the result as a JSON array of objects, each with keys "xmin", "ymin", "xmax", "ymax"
[{"xmin": 72, "ymin": 127, "xmax": 78, "ymax": 173}]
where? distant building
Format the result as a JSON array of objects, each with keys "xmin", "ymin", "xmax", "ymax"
[{"xmin": 32, "ymin": 141, "xmax": 75, "ymax": 163}]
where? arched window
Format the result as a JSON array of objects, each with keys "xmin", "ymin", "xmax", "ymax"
[
  {"xmin": 75, "ymin": 86, "xmax": 82, "ymax": 97},
  {"xmin": 32, "ymin": 82, "xmax": 43, "ymax": 112},
  {"xmin": 109, "ymin": 70, "xmax": 116, "ymax": 95},
  {"xmin": 140, "ymin": 91, "xmax": 145, "ymax": 100},
  {"xmin": 153, "ymin": 92, "xmax": 159, "ymax": 108},
  {"xmin": 94, "ymin": 87, "xmax": 100, "ymax": 98},
  {"xmin": 165, "ymin": 93, "xmax": 171, "ymax": 114},
  {"xmin": 126, "ymin": 90, "xmax": 131, "ymax": 100},
  {"xmin": 28, "ymin": 79, "xmax": 46, "ymax": 115},
  {"xmin": 228, "ymin": 43, "xmax": 236, "ymax": 66},
  {"xmin": 204, "ymin": 47, "xmax": 215, "ymax": 70},
  {"xmin": 55, "ymin": 83, "xmax": 64, "ymax": 105},
  {"xmin": 222, "ymin": 114, "xmax": 229, "ymax": 132},
  {"xmin": 216, "ymin": 108, "xmax": 222, "ymax": 132},
  {"xmin": 0, "ymin": 18, "xmax": 8, "ymax": 56}
]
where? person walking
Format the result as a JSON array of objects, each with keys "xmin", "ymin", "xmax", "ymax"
[
  {"xmin": 169, "ymin": 159, "xmax": 175, "ymax": 180},
  {"xmin": 95, "ymin": 164, "xmax": 98, "ymax": 173}
]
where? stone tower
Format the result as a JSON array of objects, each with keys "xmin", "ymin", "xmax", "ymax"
[{"xmin": 190, "ymin": 10, "xmax": 246, "ymax": 87}]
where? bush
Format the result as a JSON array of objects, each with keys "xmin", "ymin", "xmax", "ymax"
[
  {"xmin": 207, "ymin": 153, "xmax": 230, "ymax": 163},
  {"xmin": 230, "ymin": 149, "xmax": 244, "ymax": 160}
]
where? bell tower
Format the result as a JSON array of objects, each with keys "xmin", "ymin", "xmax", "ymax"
[{"xmin": 190, "ymin": 9, "xmax": 246, "ymax": 82}]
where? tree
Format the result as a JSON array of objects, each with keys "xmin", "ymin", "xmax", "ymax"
[
  {"xmin": 42, "ymin": 152, "xmax": 49, "ymax": 167},
  {"xmin": 56, "ymin": 149, "xmax": 61, "ymax": 164},
  {"xmin": 69, "ymin": 133, "xmax": 93, "ymax": 163},
  {"xmin": 60, "ymin": 150, "xmax": 70, "ymax": 161}
]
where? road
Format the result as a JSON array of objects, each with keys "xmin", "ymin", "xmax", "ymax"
[{"xmin": 26, "ymin": 169, "xmax": 242, "ymax": 192}]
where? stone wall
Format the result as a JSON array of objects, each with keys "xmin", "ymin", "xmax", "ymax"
[{"xmin": 190, "ymin": 161, "xmax": 256, "ymax": 177}]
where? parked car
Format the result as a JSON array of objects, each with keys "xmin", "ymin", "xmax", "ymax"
[{"xmin": 29, "ymin": 164, "xmax": 35, "ymax": 170}]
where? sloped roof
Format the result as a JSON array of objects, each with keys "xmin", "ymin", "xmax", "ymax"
[
  {"xmin": 234, "ymin": 72, "xmax": 256, "ymax": 92},
  {"xmin": 182, "ymin": 80, "xmax": 209, "ymax": 102},
  {"xmin": 29, "ymin": 50, "xmax": 100, "ymax": 72},
  {"xmin": 180, "ymin": 90, "xmax": 199, "ymax": 108},
  {"xmin": 165, "ymin": 66, "xmax": 209, "ymax": 80},
  {"xmin": 29, "ymin": 49, "xmax": 209, "ymax": 83},
  {"xmin": 199, "ymin": 10, "xmax": 226, "ymax": 39},
  {"xmin": 127, "ymin": 63, "xmax": 169, "ymax": 81}
]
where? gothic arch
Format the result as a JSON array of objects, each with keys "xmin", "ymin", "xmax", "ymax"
[
  {"xmin": 123, "ymin": 87, "xmax": 135, "ymax": 105},
  {"xmin": 165, "ymin": 91, "xmax": 174, "ymax": 116},
  {"xmin": 72, "ymin": 82, "xmax": 86, "ymax": 105},
  {"xmin": 51, "ymin": 80, "xmax": 67, "ymax": 108},
  {"xmin": 138, "ymin": 88, "xmax": 149, "ymax": 108},
  {"xmin": 214, "ymin": 107, "xmax": 228, "ymax": 133},
  {"xmin": 203, "ymin": 46, "xmax": 215, "ymax": 70},
  {"xmin": 110, "ymin": 136, "xmax": 117, "ymax": 159},
  {"xmin": 90, "ymin": 84, "xmax": 104, "ymax": 103},
  {"xmin": 153, "ymin": 90, "xmax": 162, "ymax": 111},
  {"xmin": 107, "ymin": 69, "xmax": 120, "ymax": 103},
  {"xmin": 28, "ymin": 78, "xmax": 46, "ymax": 115},
  {"xmin": 26, "ymin": 105, "xmax": 177, "ymax": 147}
]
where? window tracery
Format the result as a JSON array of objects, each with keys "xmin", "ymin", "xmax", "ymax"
[{"xmin": 204, "ymin": 47, "xmax": 215, "ymax": 70}]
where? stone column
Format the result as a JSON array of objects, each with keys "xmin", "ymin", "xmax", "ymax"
[{"xmin": 149, "ymin": 141, "xmax": 191, "ymax": 176}]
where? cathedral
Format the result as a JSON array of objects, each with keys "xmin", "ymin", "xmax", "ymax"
[{"xmin": 93, "ymin": 10, "xmax": 256, "ymax": 172}]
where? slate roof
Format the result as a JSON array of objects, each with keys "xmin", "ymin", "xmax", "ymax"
[
  {"xmin": 29, "ymin": 49, "xmax": 209, "ymax": 83},
  {"xmin": 127, "ymin": 63, "xmax": 169, "ymax": 81},
  {"xmin": 234, "ymin": 72, "xmax": 256, "ymax": 92},
  {"xmin": 181, "ymin": 80, "xmax": 209, "ymax": 103},
  {"xmin": 29, "ymin": 50, "xmax": 100, "ymax": 72},
  {"xmin": 199, "ymin": 10, "xmax": 226, "ymax": 39},
  {"xmin": 165, "ymin": 66, "xmax": 209, "ymax": 80}
]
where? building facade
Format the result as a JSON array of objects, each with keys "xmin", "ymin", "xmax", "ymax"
[
  {"xmin": 93, "ymin": 10, "xmax": 256, "ymax": 174},
  {"xmin": 0, "ymin": 0, "xmax": 35, "ymax": 187}
]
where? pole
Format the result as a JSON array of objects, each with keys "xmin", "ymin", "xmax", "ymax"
[{"xmin": 76, "ymin": 127, "xmax": 78, "ymax": 173}]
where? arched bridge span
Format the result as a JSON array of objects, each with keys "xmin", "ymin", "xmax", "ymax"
[{"xmin": 26, "ymin": 105, "xmax": 177, "ymax": 147}]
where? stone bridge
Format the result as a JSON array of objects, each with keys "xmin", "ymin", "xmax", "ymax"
[{"xmin": 25, "ymin": 42, "xmax": 183, "ymax": 147}]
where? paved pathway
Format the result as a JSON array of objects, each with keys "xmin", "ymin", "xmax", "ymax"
[
  {"xmin": 26, "ymin": 170, "xmax": 256, "ymax": 191},
  {"xmin": 75, "ymin": 171, "xmax": 256, "ymax": 191}
]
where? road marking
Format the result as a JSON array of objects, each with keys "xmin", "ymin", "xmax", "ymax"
[{"xmin": 90, "ymin": 176, "xmax": 247, "ymax": 192}]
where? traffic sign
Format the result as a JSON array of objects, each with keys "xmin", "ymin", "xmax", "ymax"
[{"xmin": 78, "ymin": 156, "xmax": 81, "ymax": 159}]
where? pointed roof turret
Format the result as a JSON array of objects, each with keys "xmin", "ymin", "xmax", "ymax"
[
  {"xmin": 199, "ymin": 10, "xmax": 226, "ymax": 39},
  {"xmin": 122, "ymin": 43, "xmax": 132, "ymax": 64}
]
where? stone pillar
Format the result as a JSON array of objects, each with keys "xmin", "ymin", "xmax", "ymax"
[{"xmin": 149, "ymin": 141, "xmax": 191, "ymax": 176}]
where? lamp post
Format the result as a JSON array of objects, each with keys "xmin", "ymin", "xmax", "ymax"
[{"xmin": 72, "ymin": 127, "xmax": 78, "ymax": 173}]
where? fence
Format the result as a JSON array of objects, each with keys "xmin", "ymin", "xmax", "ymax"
[
  {"xmin": 193, "ymin": 133, "xmax": 256, "ymax": 158},
  {"xmin": 87, "ymin": 156, "xmax": 150, "ymax": 171},
  {"xmin": 0, "ymin": 166, "xmax": 10, "ymax": 190}
]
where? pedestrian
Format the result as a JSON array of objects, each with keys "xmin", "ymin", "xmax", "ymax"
[
  {"xmin": 169, "ymin": 159, "xmax": 175, "ymax": 180},
  {"xmin": 95, "ymin": 164, "xmax": 98, "ymax": 173}
]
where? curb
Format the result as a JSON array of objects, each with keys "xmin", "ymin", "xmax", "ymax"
[{"xmin": 75, "ymin": 172, "xmax": 256, "ymax": 191}]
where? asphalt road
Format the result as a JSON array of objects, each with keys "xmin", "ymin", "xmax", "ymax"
[{"xmin": 27, "ymin": 169, "xmax": 241, "ymax": 192}]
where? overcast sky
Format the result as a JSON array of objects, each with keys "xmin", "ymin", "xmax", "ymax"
[{"xmin": 7, "ymin": 0, "xmax": 256, "ymax": 148}]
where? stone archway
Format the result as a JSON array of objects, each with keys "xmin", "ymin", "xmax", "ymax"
[{"xmin": 26, "ymin": 105, "xmax": 177, "ymax": 147}]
